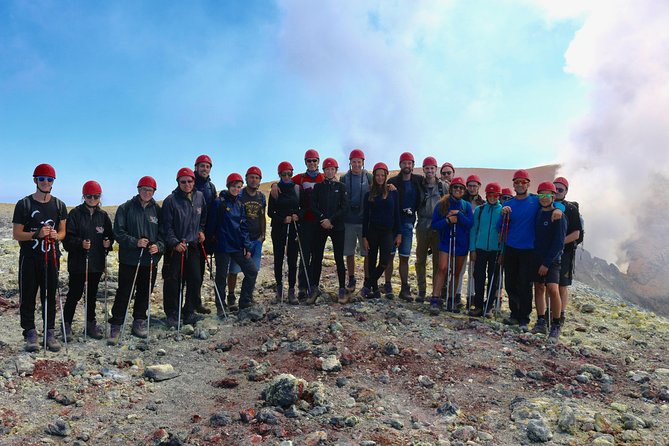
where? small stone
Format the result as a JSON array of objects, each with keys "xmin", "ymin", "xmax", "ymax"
[
  {"xmin": 261, "ymin": 374, "xmax": 308, "ymax": 408},
  {"xmin": 610, "ymin": 402, "xmax": 627, "ymax": 412},
  {"xmin": 387, "ymin": 419, "xmax": 404, "ymax": 430},
  {"xmin": 335, "ymin": 377, "xmax": 348, "ymax": 388},
  {"xmin": 256, "ymin": 407, "xmax": 280, "ymax": 425},
  {"xmin": 383, "ymin": 342, "xmax": 400, "ymax": 356},
  {"xmin": 558, "ymin": 406, "xmax": 576, "ymax": 434},
  {"xmin": 156, "ymin": 349, "xmax": 166, "ymax": 356},
  {"xmin": 144, "ymin": 364, "xmax": 179, "ymax": 381},
  {"xmin": 320, "ymin": 355, "xmax": 342, "ymax": 373},
  {"xmin": 580, "ymin": 303, "xmax": 596, "ymax": 313},
  {"xmin": 527, "ymin": 370, "xmax": 543, "ymax": 380},
  {"xmin": 304, "ymin": 430, "xmax": 327, "ymax": 446},
  {"xmin": 238, "ymin": 305, "xmax": 266, "ymax": 322},
  {"xmin": 240, "ymin": 408, "xmax": 256, "ymax": 422},
  {"xmin": 579, "ymin": 364, "xmax": 604, "ymax": 379},
  {"xmin": 210, "ymin": 411, "xmax": 232, "ymax": 427},
  {"xmin": 436, "ymin": 401, "xmax": 459, "ymax": 417},
  {"xmin": 526, "ymin": 418, "xmax": 553, "ymax": 442},
  {"xmin": 45, "ymin": 418, "xmax": 71, "ymax": 437},
  {"xmin": 514, "ymin": 368, "xmax": 526, "ymax": 378},
  {"xmin": 181, "ymin": 324, "xmax": 195, "ymax": 335},
  {"xmin": 592, "ymin": 434, "xmax": 615, "ymax": 446},
  {"xmin": 451, "ymin": 425, "xmax": 476, "ymax": 441},
  {"xmin": 575, "ymin": 374, "xmax": 590, "ymax": 384},
  {"xmin": 418, "ymin": 375, "xmax": 435, "ymax": 388},
  {"xmin": 14, "ymin": 355, "xmax": 35, "ymax": 376}
]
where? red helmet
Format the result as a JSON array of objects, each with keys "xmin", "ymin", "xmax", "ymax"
[
  {"xmin": 422, "ymin": 156, "xmax": 438, "ymax": 168},
  {"xmin": 466, "ymin": 174, "xmax": 482, "ymax": 185},
  {"xmin": 450, "ymin": 177, "xmax": 466, "ymax": 188},
  {"xmin": 513, "ymin": 169, "xmax": 530, "ymax": 181},
  {"xmin": 246, "ymin": 166, "xmax": 262, "ymax": 178},
  {"xmin": 440, "ymin": 162, "xmax": 455, "ymax": 173},
  {"xmin": 277, "ymin": 161, "xmax": 294, "ymax": 174},
  {"xmin": 82, "ymin": 180, "xmax": 102, "ymax": 195},
  {"xmin": 194, "ymin": 154, "xmax": 212, "ymax": 166},
  {"xmin": 33, "ymin": 163, "xmax": 56, "ymax": 179},
  {"xmin": 399, "ymin": 152, "xmax": 415, "ymax": 163},
  {"xmin": 485, "ymin": 182, "xmax": 501, "ymax": 194},
  {"xmin": 322, "ymin": 157, "xmax": 339, "ymax": 169},
  {"xmin": 349, "ymin": 148, "xmax": 365, "ymax": 160},
  {"xmin": 176, "ymin": 167, "xmax": 195, "ymax": 180},
  {"xmin": 501, "ymin": 187, "xmax": 513, "ymax": 196},
  {"xmin": 372, "ymin": 162, "xmax": 389, "ymax": 174},
  {"xmin": 137, "ymin": 176, "xmax": 157, "ymax": 190},
  {"xmin": 304, "ymin": 148, "xmax": 320, "ymax": 160},
  {"xmin": 537, "ymin": 181, "xmax": 557, "ymax": 194},
  {"xmin": 553, "ymin": 176, "xmax": 569, "ymax": 189},
  {"xmin": 226, "ymin": 173, "xmax": 243, "ymax": 186}
]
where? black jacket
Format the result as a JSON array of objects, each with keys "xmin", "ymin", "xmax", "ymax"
[
  {"xmin": 311, "ymin": 178, "xmax": 348, "ymax": 231},
  {"xmin": 268, "ymin": 181, "xmax": 300, "ymax": 227},
  {"xmin": 113, "ymin": 195, "xmax": 165, "ymax": 266},
  {"xmin": 161, "ymin": 188, "xmax": 207, "ymax": 249},
  {"xmin": 388, "ymin": 172, "xmax": 426, "ymax": 222},
  {"xmin": 63, "ymin": 204, "xmax": 114, "ymax": 273}
]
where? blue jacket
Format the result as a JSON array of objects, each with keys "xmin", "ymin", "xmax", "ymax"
[
  {"xmin": 206, "ymin": 191, "xmax": 252, "ymax": 254},
  {"xmin": 501, "ymin": 194, "xmax": 566, "ymax": 250},
  {"xmin": 469, "ymin": 201, "xmax": 502, "ymax": 252},
  {"xmin": 432, "ymin": 197, "xmax": 473, "ymax": 256},
  {"xmin": 534, "ymin": 209, "xmax": 567, "ymax": 267}
]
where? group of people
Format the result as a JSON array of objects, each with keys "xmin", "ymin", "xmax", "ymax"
[{"xmin": 12, "ymin": 150, "xmax": 581, "ymax": 352}]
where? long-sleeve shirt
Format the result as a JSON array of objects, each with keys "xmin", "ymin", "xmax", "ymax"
[
  {"xmin": 469, "ymin": 201, "xmax": 502, "ymax": 252},
  {"xmin": 432, "ymin": 197, "xmax": 473, "ymax": 256},
  {"xmin": 362, "ymin": 190, "xmax": 401, "ymax": 237},
  {"xmin": 268, "ymin": 181, "xmax": 300, "ymax": 226},
  {"xmin": 534, "ymin": 209, "xmax": 567, "ymax": 268}
]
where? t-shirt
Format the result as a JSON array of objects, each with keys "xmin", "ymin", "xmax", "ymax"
[
  {"xmin": 239, "ymin": 188, "xmax": 266, "ymax": 240},
  {"xmin": 401, "ymin": 179, "xmax": 417, "ymax": 224},
  {"xmin": 12, "ymin": 195, "xmax": 68, "ymax": 258}
]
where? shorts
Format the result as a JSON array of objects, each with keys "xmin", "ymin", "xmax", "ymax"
[
  {"xmin": 391, "ymin": 222, "xmax": 414, "ymax": 257},
  {"xmin": 343, "ymin": 223, "xmax": 367, "ymax": 257},
  {"xmin": 532, "ymin": 256, "xmax": 561, "ymax": 285},
  {"xmin": 229, "ymin": 240, "xmax": 263, "ymax": 274},
  {"xmin": 559, "ymin": 249, "xmax": 574, "ymax": 286}
]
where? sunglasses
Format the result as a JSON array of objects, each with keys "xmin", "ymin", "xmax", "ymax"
[
  {"xmin": 280, "ymin": 171, "xmax": 293, "ymax": 177},
  {"xmin": 555, "ymin": 187, "xmax": 566, "ymax": 193},
  {"xmin": 451, "ymin": 185, "xmax": 465, "ymax": 191},
  {"xmin": 138, "ymin": 187, "xmax": 155, "ymax": 193},
  {"xmin": 179, "ymin": 179, "xmax": 194, "ymax": 184},
  {"xmin": 306, "ymin": 158, "xmax": 319, "ymax": 163},
  {"xmin": 37, "ymin": 176, "xmax": 55, "ymax": 182},
  {"xmin": 501, "ymin": 195, "xmax": 513, "ymax": 200},
  {"xmin": 441, "ymin": 171, "xmax": 453, "ymax": 176},
  {"xmin": 537, "ymin": 193, "xmax": 554, "ymax": 199},
  {"xmin": 85, "ymin": 194, "xmax": 100, "ymax": 200},
  {"xmin": 513, "ymin": 179, "xmax": 529, "ymax": 185}
]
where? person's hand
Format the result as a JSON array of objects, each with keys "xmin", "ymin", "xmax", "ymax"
[
  {"xmin": 363, "ymin": 237, "xmax": 369, "ymax": 252},
  {"xmin": 497, "ymin": 255, "xmax": 504, "ymax": 265},
  {"xmin": 292, "ymin": 214, "xmax": 299, "ymax": 222},
  {"xmin": 551, "ymin": 208, "xmax": 563, "ymax": 222},
  {"xmin": 137, "ymin": 238, "xmax": 149, "ymax": 248},
  {"xmin": 149, "ymin": 244, "xmax": 159, "ymax": 255},
  {"xmin": 284, "ymin": 216, "xmax": 292, "ymax": 224},
  {"xmin": 502, "ymin": 206, "xmax": 511, "ymax": 215},
  {"xmin": 538, "ymin": 265, "xmax": 548, "ymax": 276},
  {"xmin": 244, "ymin": 250, "xmax": 252, "ymax": 259},
  {"xmin": 321, "ymin": 219, "xmax": 332, "ymax": 229},
  {"xmin": 270, "ymin": 182, "xmax": 280, "ymax": 199},
  {"xmin": 102, "ymin": 238, "xmax": 111, "ymax": 249},
  {"xmin": 175, "ymin": 241, "xmax": 187, "ymax": 253},
  {"xmin": 469, "ymin": 251, "xmax": 477, "ymax": 262},
  {"xmin": 82, "ymin": 239, "xmax": 91, "ymax": 250},
  {"xmin": 448, "ymin": 210, "xmax": 460, "ymax": 216},
  {"xmin": 198, "ymin": 231, "xmax": 205, "ymax": 243},
  {"xmin": 48, "ymin": 227, "xmax": 59, "ymax": 240},
  {"xmin": 388, "ymin": 183, "xmax": 397, "ymax": 192},
  {"xmin": 394, "ymin": 234, "xmax": 402, "ymax": 247}
]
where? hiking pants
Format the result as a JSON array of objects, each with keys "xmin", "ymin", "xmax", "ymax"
[
  {"xmin": 366, "ymin": 225, "xmax": 394, "ymax": 291},
  {"xmin": 415, "ymin": 227, "xmax": 440, "ymax": 294},
  {"xmin": 64, "ymin": 271, "xmax": 103, "ymax": 324},
  {"xmin": 162, "ymin": 245, "xmax": 202, "ymax": 320},
  {"xmin": 503, "ymin": 246, "xmax": 533, "ymax": 324},
  {"xmin": 297, "ymin": 220, "xmax": 318, "ymax": 291},
  {"xmin": 214, "ymin": 251, "xmax": 258, "ymax": 308},
  {"xmin": 19, "ymin": 253, "xmax": 58, "ymax": 336},
  {"xmin": 271, "ymin": 223, "xmax": 298, "ymax": 289},
  {"xmin": 109, "ymin": 263, "xmax": 157, "ymax": 325},
  {"xmin": 473, "ymin": 249, "xmax": 500, "ymax": 310},
  {"xmin": 311, "ymin": 227, "xmax": 346, "ymax": 289}
]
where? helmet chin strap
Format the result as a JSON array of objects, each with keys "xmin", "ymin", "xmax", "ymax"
[{"xmin": 36, "ymin": 186, "xmax": 51, "ymax": 197}]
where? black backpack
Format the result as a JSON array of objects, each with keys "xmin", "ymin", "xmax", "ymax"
[{"xmin": 569, "ymin": 200, "xmax": 584, "ymax": 247}]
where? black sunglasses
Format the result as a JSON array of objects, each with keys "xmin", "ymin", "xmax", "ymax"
[
  {"xmin": 85, "ymin": 194, "xmax": 101, "ymax": 200},
  {"xmin": 37, "ymin": 176, "xmax": 54, "ymax": 182}
]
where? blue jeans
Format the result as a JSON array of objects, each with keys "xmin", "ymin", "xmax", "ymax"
[
  {"xmin": 229, "ymin": 240, "xmax": 262, "ymax": 273},
  {"xmin": 214, "ymin": 251, "xmax": 258, "ymax": 307}
]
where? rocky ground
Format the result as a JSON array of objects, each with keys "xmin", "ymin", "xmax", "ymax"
[{"xmin": 1, "ymin": 207, "xmax": 669, "ymax": 446}]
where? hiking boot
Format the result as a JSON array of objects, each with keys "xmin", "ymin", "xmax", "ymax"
[
  {"xmin": 399, "ymin": 284, "xmax": 413, "ymax": 302},
  {"xmin": 195, "ymin": 304, "xmax": 211, "ymax": 314},
  {"xmin": 548, "ymin": 324, "xmax": 561, "ymax": 343},
  {"xmin": 183, "ymin": 313, "xmax": 204, "ymax": 325},
  {"xmin": 383, "ymin": 283, "xmax": 394, "ymax": 299},
  {"xmin": 62, "ymin": 323, "xmax": 72, "ymax": 340},
  {"xmin": 297, "ymin": 288, "xmax": 308, "ymax": 300},
  {"xmin": 445, "ymin": 299, "xmax": 460, "ymax": 313},
  {"xmin": 305, "ymin": 287, "xmax": 319, "ymax": 305},
  {"xmin": 416, "ymin": 290, "xmax": 426, "ymax": 304},
  {"xmin": 455, "ymin": 293, "xmax": 465, "ymax": 310},
  {"xmin": 359, "ymin": 286, "xmax": 370, "ymax": 299},
  {"xmin": 165, "ymin": 317, "xmax": 178, "ymax": 329},
  {"xmin": 502, "ymin": 317, "xmax": 519, "ymax": 326},
  {"xmin": 429, "ymin": 297, "xmax": 443, "ymax": 316},
  {"xmin": 24, "ymin": 329, "xmax": 39, "ymax": 352},
  {"xmin": 345, "ymin": 277, "xmax": 356, "ymax": 293},
  {"xmin": 238, "ymin": 300, "xmax": 253, "ymax": 310},
  {"xmin": 46, "ymin": 329, "xmax": 61, "ymax": 352},
  {"xmin": 468, "ymin": 307, "xmax": 484, "ymax": 317},
  {"xmin": 216, "ymin": 307, "xmax": 228, "ymax": 318},
  {"xmin": 288, "ymin": 288, "xmax": 299, "ymax": 305},
  {"xmin": 531, "ymin": 318, "xmax": 548, "ymax": 335},
  {"xmin": 108, "ymin": 325, "xmax": 121, "ymax": 345},
  {"xmin": 338, "ymin": 288, "xmax": 350, "ymax": 304},
  {"xmin": 519, "ymin": 323, "xmax": 529, "ymax": 333},
  {"xmin": 226, "ymin": 294, "xmax": 238, "ymax": 311},
  {"xmin": 86, "ymin": 321, "xmax": 104, "ymax": 340},
  {"xmin": 372, "ymin": 289, "xmax": 382, "ymax": 299},
  {"xmin": 131, "ymin": 319, "xmax": 148, "ymax": 338}
]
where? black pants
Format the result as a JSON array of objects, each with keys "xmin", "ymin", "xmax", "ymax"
[
  {"xmin": 162, "ymin": 246, "xmax": 202, "ymax": 320},
  {"xmin": 64, "ymin": 271, "xmax": 103, "ymax": 324},
  {"xmin": 19, "ymin": 253, "xmax": 58, "ymax": 336},
  {"xmin": 365, "ymin": 226, "xmax": 394, "ymax": 291},
  {"xmin": 272, "ymin": 223, "xmax": 298, "ymax": 288},
  {"xmin": 473, "ymin": 249, "xmax": 500, "ymax": 310},
  {"xmin": 503, "ymin": 246, "xmax": 533, "ymax": 324},
  {"xmin": 311, "ymin": 228, "xmax": 346, "ymax": 289},
  {"xmin": 214, "ymin": 251, "xmax": 258, "ymax": 308},
  {"xmin": 110, "ymin": 262, "xmax": 157, "ymax": 325},
  {"xmin": 297, "ymin": 220, "xmax": 318, "ymax": 291}
]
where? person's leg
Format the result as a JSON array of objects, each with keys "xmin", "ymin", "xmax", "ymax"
[
  {"xmin": 558, "ymin": 249, "xmax": 574, "ymax": 324},
  {"xmin": 214, "ymin": 252, "xmax": 231, "ymax": 308},
  {"xmin": 19, "ymin": 254, "xmax": 39, "ymax": 335},
  {"xmin": 85, "ymin": 272, "xmax": 103, "ymax": 322},
  {"xmin": 287, "ymin": 225, "xmax": 299, "ymax": 290},
  {"xmin": 366, "ymin": 230, "xmax": 382, "ymax": 292},
  {"xmin": 431, "ymin": 251, "xmax": 449, "ymax": 301},
  {"xmin": 503, "ymin": 246, "xmax": 520, "ymax": 322},
  {"xmin": 297, "ymin": 221, "xmax": 316, "ymax": 294},
  {"xmin": 516, "ymin": 249, "xmax": 534, "ymax": 328},
  {"xmin": 378, "ymin": 229, "xmax": 394, "ymax": 298},
  {"xmin": 272, "ymin": 225, "xmax": 287, "ymax": 287},
  {"xmin": 473, "ymin": 250, "xmax": 487, "ymax": 311},
  {"xmin": 162, "ymin": 252, "xmax": 181, "ymax": 321},
  {"xmin": 233, "ymin": 252, "xmax": 258, "ymax": 309},
  {"xmin": 131, "ymin": 266, "xmax": 151, "ymax": 321},
  {"xmin": 64, "ymin": 271, "xmax": 85, "ymax": 325},
  {"xmin": 332, "ymin": 230, "xmax": 347, "ymax": 290},
  {"xmin": 344, "ymin": 223, "xmax": 358, "ymax": 289},
  {"xmin": 182, "ymin": 246, "xmax": 203, "ymax": 318},
  {"xmin": 415, "ymin": 229, "xmax": 429, "ymax": 295},
  {"xmin": 310, "ymin": 228, "xmax": 328, "ymax": 290}
]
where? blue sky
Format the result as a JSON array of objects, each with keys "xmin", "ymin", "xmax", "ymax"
[{"xmin": 0, "ymin": 0, "xmax": 587, "ymax": 205}]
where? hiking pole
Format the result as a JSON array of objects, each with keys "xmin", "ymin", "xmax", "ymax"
[
  {"xmin": 282, "ymin": 223, "xmax": 290, "ymax": 304},
  {"xmin": 293, "ymin": 221, "xmax": 312, "ymax": 295},
  {"xmin": 177, "ymin": 241, "xmax": 186, "ymax": 337},
  {"xmin": 495, "ymin": 213, "xmax": 510, "ymax": 316},
  {"xmin": 450, "ymin": 224, "xmax": 457, "ymax": 313},
  {"xmin": 200, "ymin": 242, "xmax": 227, "ymax": 319},
  {"xmin": 103, "ymin": 238, "xmax": 109, "ymax": 338},
  {"xmin": 53, "ymin": 240, "xmax": 68, "ymax": 354},
  {"xmin": 83, "ymin": 242, "xmax": 89, "ymax": 341},
  {"xmin": 43, "ymin": 231, "xmax": 50, "ymax": 354},
  {"xmin": 466, "ymin": 256, "xmax": 474, "ymax": 311},
  {"xmin": 147, "ymin": 248, "xmax": 154, "ymax": 337},
  {"xmin": 119, "ymin": 246, "xmax": 145, "ymax": 345},
  {"xmin": 484, "ymin": 254, "xmax": 498, "ymax": 317}
]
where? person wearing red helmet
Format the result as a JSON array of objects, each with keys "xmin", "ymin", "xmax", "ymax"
[
  {"xmin": 161, "ymin": 167, "xmax": 208, "ymax": 328},
  {"xmin": 269, "ymin": 161, "xmax": 301, "ymax": 304},
  {"xmin": 440, "ymin": 162, "xmax": 455, "ymax": 186},
  {"xmin": 12, "ymin": 164, "xmax": 68, "ymax": 352},
  {"xmin": 529, "ymin": 182, "xmax": 567, "ymax": 342},
  {"xmin": 468, "ymin": 182, "xmax": 503, "ymax": 316},
  {"xmin": 309, "ymin": 157, "xmax": 349, "ymax": 304},
  {"xmin": 430, "ymin": 177, "xmax": 474, "ymax": 313},
  {"xmin": 464, "ymin": 174, "xmax": 485, "ymax": 209},
  {"xmin": 362, "ymin": 163, "xmax": 402, "ymax": 299},
  {"xmin": 193, "ymin": 155, "xmax": 218, "ymax": 314},
  {"xmin": 385, "ymin": 151, "xmax": 426, "ymax": 300},
  {"xmin": 62, "ymin": 181, "xmax": 114, "ymax": 340},
  {"xmin": 340, "ymin": 148, "xmax": 373, "ymax": 296},
  {"xmin": 206, "ymin": 173, "xmax": 259, "ymax": 312},
  {"xmin": 415, "ymin": 155, "xmax": 447, "ymax": 303},
  {"xmin": 500, "ymin": 187, "xmax": 513, "ymax": 204},
  {"xmin": 109, "ymin": 176, "xmax": 164, "ymax": 344},
  {"xmin": 225, "ymin": 166, "xmax": 266, "ymax": 312}
]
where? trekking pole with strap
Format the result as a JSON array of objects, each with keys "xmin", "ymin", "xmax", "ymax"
[
  {"xmin": 177, "ymin": 241, "xmax": 186, "ymax": 336},
  {"xmin": 119, "ymin": 246, "xmax": 145, "ymax": 345},
  {"xmin": 103, "ymin": 238, "xmax": 109, "ymax": 338},
  {"xmin": 83, "ymin": 243, "xmax": 89, "ymax": 341},
  {"xmin": 293, "ymin": 221, "xmax": 312, "ymax": 294},
  {"xmin": 200, "ymin": 242, "xmax": 227, "ymax": 319},
  {"xmin": 52, "ymin": 239, "xmax": 68, "ymax": 354},
  {"xmin": 450, "ymin": 223, "xmax": 457, "ymax": 313},
  {"xmin": 43, "ymin": 231, "xmax": 50, "ymax": 354},
  {"xmin": 147, "ymin": 248, "xmax": 153, "ymax": 337},
  {"xmin": 495, "ymin": 213, "xmax": 511, "ymax": 316},
  {"xmin": 282, "ymin": 223, "xmax": 290, "ymax": 304},
  {"xmin": 466, "ymin": 256, "xmax": 474, "ymax": 311}
]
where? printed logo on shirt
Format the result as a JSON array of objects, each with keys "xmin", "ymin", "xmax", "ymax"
[
  {"xmin": 196, "ymin": 207, "xmax": 202, "ymax": 215},
  {"xmin": 149, "ymin": 216, "xmax": 158, "ymax": 224},
  {"xmin": 96, "ymin": 226, "xmax": 104, "ymax": 234}
]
